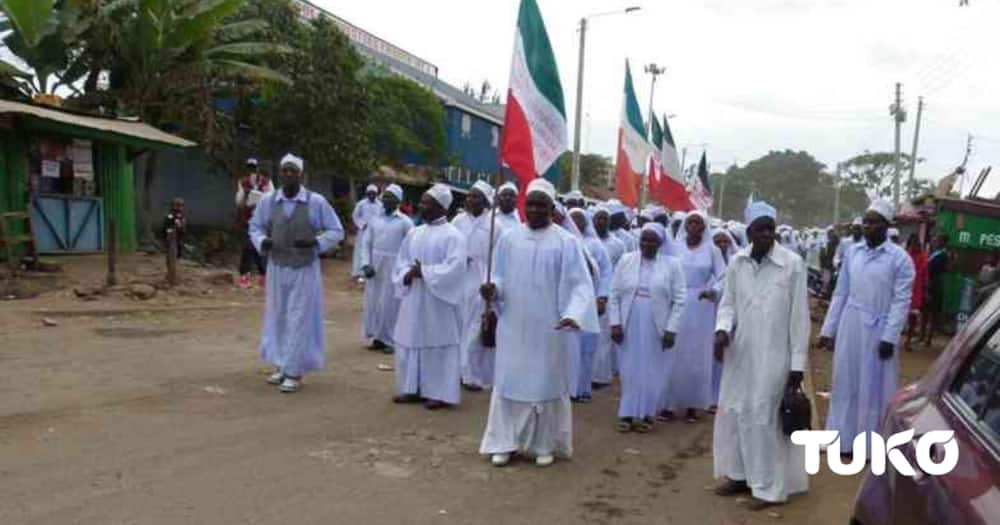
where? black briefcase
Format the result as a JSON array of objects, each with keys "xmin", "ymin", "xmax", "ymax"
[{"xmin": 780, "ymin": 384, "xmax": 812, "ymax": 436}]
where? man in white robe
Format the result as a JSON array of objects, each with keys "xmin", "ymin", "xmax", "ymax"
[
  {"xmin": 351, "ymin": 184, "xmax": 382, "ymax": 278},
  {"xmin": 359, "ymin": 184, "xmax": 414, "ymax": 353},
  {"xmin": 495, "ymin": 182, "xmax": 523, "ymax": 232},
  {"xmin": 712, "ymin": 200, "xmax": 809, "ymax": 510},
  {"xmin": 452, "ymin": 180, "xmax": 500, "ymax": 390},
  {"xmin": 249, "ymin": 154, "xmax": 344, "ymax": 393},
  {"xmin": 820, "ymin": 199, "xmax": 914, "ymax": 454},
  {"xmin": 479, "ymin": 178, "xmax": 600, "ymax": 467},
  {"xmin": 834, "ymin": 217, "xmax": 863, "ymax": 269},
  {"xmin": 391, "ymin": 184, "xmax": 468, "ymax": 410}
]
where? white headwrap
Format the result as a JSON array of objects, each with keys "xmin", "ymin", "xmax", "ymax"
[
  {"xmin": 639, "ymin": 208, "xmax": 655, "ymax": 221},
  {"xmin": 526, "ymin": 178, "xmax": 556, "ymax": 201},
  {"xmin": 888, "ymin": 227, "xmax": 900, "ymax": 239},
  {"xmin": 384, "ymin": 183, "xmax": 403, "ymax": 202},
  {"xmin": 426, "ymin": 183, "xmax": 453, "ymax": 210},
  {"xmin": 471, "ymin": 180, "xmax": 495, "ymax": 206},
  {"xmin": 867, "ymin": 198, "xmax": 895, "ymax": 222},
  {"xmin": 744, "ymin": 200, "xmax": 777, "ymax": 226},
  {"xmin": 852, "ymin": 216, "xmax": 863, "ymax": 226},
  {"xmin": 671, "ymin": 211, "xmax": 687, "ymax": 223},
  {"xmin": 641, "ymin": 222, "xmax": 667, "ymax": 243},
  {"xmin": 280, "ymin": 153, "xmax": 304, "ymax": 171},
  {"xmin": 246, "ymin": 157, "xmax": 258, "ymax": 166},
  {"xmin": 593, "ymin": 204, "xmax": 610, "ymax": 217},
  {"xmin": 365, "ymin": 183, "xmax": 378, "ymax": 194},
  {"xmin": 568, "ymin": 207, "xmax": 597, "ymax": 239},
  {"xmin": 498, "ymin": 181, "xmax": 518, "ymax": 196}
]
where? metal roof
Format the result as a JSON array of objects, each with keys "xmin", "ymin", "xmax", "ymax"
[{"xmin": 0, "ymin": 99, "xmax": 196, "ymax": 148}]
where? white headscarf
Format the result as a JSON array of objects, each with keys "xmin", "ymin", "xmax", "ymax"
[
  {"xmin": 384, "ymin": 184, "xmax": 403, "ymax": 202},
  {"xmin": 471, "ymin": 180, "xmax": 495, "ymax": 206},
  {"xmin": 641, "ymin": 222, "xmax": 667, "ymax": 243},
  {"xmin": 426, "ymin": 183, "xmax": 453, "ymax": 210},
  {"xmin": 569, "ymin": 207, "xmax": 597, "ymax": 239},
  {"xmin": 554, "ymin": 202, "xmax": 582, "ymax": 238},
  {"xmin": 280, "ymin": 153, "xmax": 303, "ymax": 171}
]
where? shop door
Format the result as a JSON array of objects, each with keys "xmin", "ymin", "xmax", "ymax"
[{"xmin": 31, "ymin": 195, "xmax": 104, "ymax": 253}]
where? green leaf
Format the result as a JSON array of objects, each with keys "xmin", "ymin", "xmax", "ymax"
[
  {"xmin": 215, "ymin": 19, "xmax": 269, "ymax": 42},
  {"xmin": 205, "ymin": 42, "xmax": 293, "ymax": 57},
  {"xmin": 2, "ymin": 0, "xmax": 55, "ymax": 47},
  {"xmin": 0, "ymin": 57, "xmax": 30, "ymax": 77},
  {"xmin": 212, "ymin": 58, "xmax": 291, "ymax": 85}
]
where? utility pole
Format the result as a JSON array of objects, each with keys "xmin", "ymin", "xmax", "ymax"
[
  {"xmin": 908, "ymin": 97, "xmax": 924, "ymax": 200},
  {"xmin": 890, "ymin": 82, "xmax": 906, "ymax": 209},
  {"xmin": 641, "ymin": 63, "xmax": 666, "ymax": 207},
  {"xmin": 679, "ymin": 147, "xmax": 688, "ymax": 181},
  {"xmin": 570, "ymin": 17, "xmax": 587, "ymax": 193},
  {"xmin": 570, "ymin": 7, "xmax": 641, "ymax": 193},
  {"xmin": 833, "ymin": 163, "xmax": 842, "ymax": 225}
]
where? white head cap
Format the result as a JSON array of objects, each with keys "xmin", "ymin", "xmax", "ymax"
[
  {"xmin": 471, "ymin": 180, "xmax": 495, "ymax": 206},
  {"xmin": 867, "ymin": 198, "xmax": 895, "ymax": 222},
  {"xmin": 565, "ymin": 190, "xmax": 583, "ymax": 201},
  {"xmin": 426, "ymin": 183, "xmax": 453, "ymax": 210},
  {"xmin": 280, "ymin": 153, "xmax": 304, "ymax": 171},
  {"xmin": 365, "ymin": 184, "xmax": 378, "ymax": 194},
  {"xmin": 246, "ymin": 157, "xmax": 258, "ymax": 166},
  {"xmin": 526, "ymin": 178, "xmax": 556, "ymax": 201},
  {"xmin": 498, "ymin": 181, "xmax": 518, "ymax": 196},
  {"xmin": 384, "ymin": 184, "xmax": 403, "ymax": 202},
  {"xmin": 744, "ymin": 200, "xmax": 777, "ymax": 226},
  {"xmin": 852, "ymin": 216, "xmax": 863, "ymax": 226},
  {"xmin": 888, "ymin": 227, "xmax": 900, "ymax": 238}
]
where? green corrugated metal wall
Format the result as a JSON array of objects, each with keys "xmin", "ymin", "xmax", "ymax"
[
  {"xmin": 96, "ymin": 143, "xmax": 137, "ymax": 252},
  {"xmin": 0, "ymin": 129, "xmax": 28, "ymax": 260}
]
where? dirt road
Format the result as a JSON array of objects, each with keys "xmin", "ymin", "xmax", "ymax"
[{"xmin": 0, "ymin": 256, "xmax": 942, "ymax": 524}]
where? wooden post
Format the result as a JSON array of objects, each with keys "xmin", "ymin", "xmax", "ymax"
[
  {"xmin": 166, "ymin": 228, "xmax": 178, "ymax": 286},
  {"xmin": 106, "ymin": 219, "xmax": 117, "ymax": 286},
  {"xmin": 0, "ymin": 218, "xmax": 14, "ymax": 277}
]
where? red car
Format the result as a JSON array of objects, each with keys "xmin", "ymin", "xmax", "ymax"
[{"xmin": 851, "ymin": 289, "xmax": 1000, "ymax": 525}]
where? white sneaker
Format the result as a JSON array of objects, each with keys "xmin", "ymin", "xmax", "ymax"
[
  {"xmin": 491, "ymin": 453, "xmax": 510, "ymax": 467},
  {"xmin": 278, "ymin": 378, "xmax": 301, "ymax": 393},
  {"xmin": 266, "ymin": 372, "xmax": 284, "ymax": 385},
  {"xmin": 535, "ymin": 454, "xmax": 554, "ymax": 467}
]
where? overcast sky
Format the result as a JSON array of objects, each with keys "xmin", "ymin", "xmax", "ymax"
[{"xmin": 320, "ymin": 0, "xmax": 1000, "ymax": 197}]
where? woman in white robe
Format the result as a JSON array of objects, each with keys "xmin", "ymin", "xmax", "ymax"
[
  {"xmin": 591, "ymin": 206, "xmax": 626, "ymax": 387},
  {"xmin": 711, "ymin": 228, "xmax": 738, "ymax": 407},
  {"xmin": 666, "ymin": 210, "xmax": 727, "ymax": 422},
  {"xmin": 568, "ymin": 207, "xmax": 613, "ymax": 402},
  {"xmin": 609, "ymin": 223, "xmax": 686, "ymax": 432}
]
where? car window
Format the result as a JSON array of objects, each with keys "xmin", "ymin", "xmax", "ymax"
[{"xmin": 950, "ymin": 327, "xmax": 1000, "ymax": 440}]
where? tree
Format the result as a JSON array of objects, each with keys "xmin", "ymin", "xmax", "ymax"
[
  {"xmin": 841, "ymin": 151, "xmax": 922, "ymax": 199},
  {"xmin": 367, "ymin": 75, "xmax": 446, "ymax": 166},
  {"xmin": 254, "ymin": 16, "xmax": 374, "ymax": 186},
  {"xmin": 556, "ymin": 152, "xmax": 612, "ymax": 193},
  {"xmin": 0, "ymin": 0, "xmax": 102, "ymax": 97},
  {"xmin": 709, "ymin": 150, "xmax": 869, "ymax": 227}
]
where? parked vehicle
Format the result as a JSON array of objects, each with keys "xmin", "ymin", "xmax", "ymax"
[{"xmin": 851, "ymin": 288, "xmax": 1000, "ymax": 525}]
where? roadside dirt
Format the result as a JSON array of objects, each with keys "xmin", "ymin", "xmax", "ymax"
[{"xmin": 0, "ymin": 256, "xmax": 949, "ymax": 524}]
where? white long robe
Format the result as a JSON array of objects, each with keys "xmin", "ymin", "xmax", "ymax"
[
  {"xmin": 714, "ymin": 244, "xmax": 810, "ymax": 503},
  {"xmin": 571, "ymin": 218, "xmax": 613, "ymax": 398},
  {"xmin": 391, "ymin": 218, "xmax": 468, "ymax": 404},
  {"xmin": 821, "ymin": 239, "xmax": 914, "ymax": 452},
  {"xmin": 668, "ymin": 236, "xmax": 726, "ymax": 411},
  {"xmin": 495, "ymin": 209, "xmax": 522, "ymax": 233},
  {"xmin": 351, "ymin": 198, "xmax": 382, "ymax": 277},
  {"xmin": 452, "ymin": 210, "xmax": 502, "ymax": 388},
  {"xmin": 249, "ymin": 188, "xmax": 344, "ymax": 377},
  {"xmin": 480, "ymin": 224, "xmax": 600, "ymax": 458},
  {"xmin": 359, "ymin": 210, "xmax": 414, "ymax": 345},
  {"xmin": 593, "ymin": 233, "xmax": 627, "ymax": 385}
]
